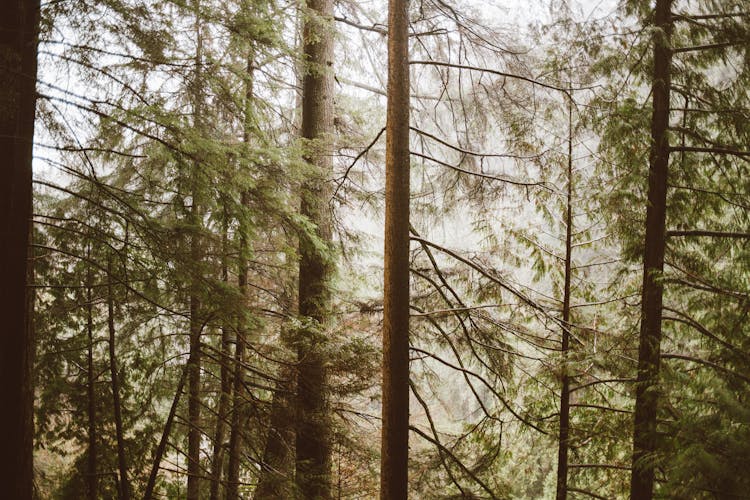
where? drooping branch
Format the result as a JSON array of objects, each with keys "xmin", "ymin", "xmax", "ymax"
[
  {"xmin": 666, "ymin": 230, "xmax": 750, "ymax": 239},
  {"xmin": 408, "ymin": 424, "xmax": 500, "ymax": 499},
  {"xmin": 661, "ymin": 354, "xmax": 750, "ymax": 384},
  {"xmin": 410, "ymin": 346, "xmax": 548, "ymax": 434},
  {"xmin": 409, "ymin": 60, "xmax": 597, "ymax": 96}
]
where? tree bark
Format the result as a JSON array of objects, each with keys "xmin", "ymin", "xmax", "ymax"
[
  {"xmin": 226, "ymin": 47, "xmax": 256, "ymax": 500},
  {"xmin": 225, "ymin": 328, "xmax": 245, "ymax": 500},
  {"xmin": 630, "ymin": 2, "xmax": 673, "ymax": 499},
  {"xmin": 86, "ymin": 260, "xmax": 98, "ymax": 500},
  {"xmin": 108, "ymin": 256, "xmax": 131, "ymax": 500},
  {"xmin": 226, "ymin": 197, "xmax": 248, "ymax": 500},
  {"xmin": 380, "ymin": 0, "xmax": 411, "ymax": 497},
  {"xmin": 555, "ymin": 88, "xmax": 574, "ymax": 500},
  {"xmin": 0, "ymin": 0, "xmax": 40, "ymax": 496},
  {"xmin": 208, "ymin": 216, "xmax": 232, "ymax": 500},
  {"xmin": 143, "ymin": 362, "xmax": 190, "ymax": 500},
  {"xmin": 296, "ymin": 0, "xmax": 335, "ymax": 497},
  {"xmin": 255, "ymin": 366, "xmax": 295, "ymax": 499},
  {"xmin": 187, "ymin": 2, "xmax": 204, "ymax": 497}
]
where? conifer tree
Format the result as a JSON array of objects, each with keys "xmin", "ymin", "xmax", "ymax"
[
  {"xmin": 381, "ymin": 0, "xmax": 410, "ymax": 497},
  {"xmin": 296, "ymin": 0, "xmax": 336, "ymax": 496},
  {"xmin": 630, "ymin": 1, "xmax": 673, "ymax": 496},
  {"xmin": 0, "ymin": 0, "xmax": 40, "ymax": 496}
]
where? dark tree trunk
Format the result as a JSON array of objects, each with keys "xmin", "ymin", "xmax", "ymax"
[
  {"xmin": 555, "ymin": 89, "xmax": 574, "ymax": 500},
  {"xmin": 225, "ymin": 223, "xmax": 247, "ymax": 500},
  {"xmin": 186, "ymin": 180, "xmax": 203, "ymax": 500},
  {"xmin": 630, "ymin": 1, "xmax": 673, "ymax": 498},
  {"xmin": 143, "ymin": 362, "xmax": 190, "ymax": 500},
  {"xmin": 208, "ymin": 324, "xmax": 230, "ymax": 500},
  {"xmin": 208, "ymin": 217, "xmax": 232, "ymax": 500},
  {"xmin": 108, "ymin": 256, "xmax": 131, "ymax": 500},
  {"xmin": 86, "ymin": 262, "xmax": 98, "ymax": 500},
  {"xmin": 0, "ymin": 0, "xmax": 40, "ymax": 496},
  {"xmin": 187, "ymin": 3, "xmax": 204, "ymax": 497},
  {"xmin": 226, "ymin": 48, "xmax": 256, "ymax": 500},
  {"xmin": 296, "ymin": 0, "xmax": 335, "ymax": 497},
  {"xmin": 380, "ymin": 0, "xmax": 411, "ymax": 497},
  {"xmin": 255, "ymin": 366, "xmax": 295, "ymax": 499}
]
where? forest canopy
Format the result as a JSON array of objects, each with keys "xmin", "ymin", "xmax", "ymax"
[{"xmin": 1, "ymin": 0, "xmax": 749, "ymax": 498}]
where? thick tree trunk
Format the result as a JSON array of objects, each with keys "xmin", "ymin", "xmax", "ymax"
[
  {"xmin": 86, "ymin": 263, "xmax": 98, "ymax": 500},
  {"xmin": 555, "ymin": 89, "xmax": 574, "ymax": 500},
  {"xmin": 108, "ymin": 256, "xmax": 131, "ymax": 500},
  {"xmin": 296, "ymin": 0, "xmax": 335, "ymax": 497},
  {"xmin": 630, "ymin": 2, "xmax": 673, "ymax": 499},
  {"xmin": 380, "ymin": 0, "xmax": 411, "ymax": 497},
  {"xmin": 0, "ymin": 0, "xmax": 40, "ymax": 497},
  {"xmin": 254, "ymin": 366, "xmax": 295, "ymax": 499}
]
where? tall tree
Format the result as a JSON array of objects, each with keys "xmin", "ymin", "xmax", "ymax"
[
  {"xmin": 630, "ymin": 0, "xmax": 673, "ymax": 498},
  {"xmin": 380, "ymin": 0, "xmax": 410, "ymax": 497},
  {"xmin": 187, "ymin": 2, "xmax": 206, "ymax": 498},
  {"xmin": 107, "ymin": 255, "xmax": 130, "ymax": 500},
  {"xmin": 85, "ymin": 252, "xmax": 98, "ymax": 500},
  {"xmin": 555, "ymin": 86, "xmax": 575, "ymax": 500},
  {"xmin": 225, "ymin": 200, "xmax": 248, "ymax": 500},
  {"xmin": 208, "ymin": 209, "xmax": 232, "ymax": 500},
  {"xmin": 0, "ymin": 0, "xmax": 40, "ymax": 497},
  {"xmin": 226, "ymin": 49, "xmax": 255, "ymax": 500},
  {"xmin": 296, "ymin": 0, "xmax": 336, "ymax": 497}
]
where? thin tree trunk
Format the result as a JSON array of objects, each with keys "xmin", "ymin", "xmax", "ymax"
[
  {"xmin": 555, "ymin": 88, "xmax": 574, "ymax": 500},
  {"xmin": 208, "ymin": 214, "xmax": 232, "ymax": 500},
  {"xmin": 225, "ymin": 333, "xmax": 244, "ymax": 500},
  {"xmin": 255, "ymin": 366, "xmax": 295, "ymax": 499},
  {"xmin": 630, "ymin": 2, "xmax": 673, "ymax": 498},
  {"xmin": 296, "ymin": 0, "xmax": 335, "ymax": 497},
  {"xmin": 226, "ymin": 49, "xmax": 256, "ymax": 500},
  {"xmin": 380, "ymin": 0, "xmax": 411, "ymax": 497},
  {"xmin": 0, "ymin": 0, "xmax": 40, "ymax": 496},
  {"xmin": 143, "ymin": 362, "xmax": 190, "ymax": 500},
  {"xmin": 187, "ymin": 2, "xmax": 204, "ymax": 497},
  {"xmin": 226, "ymin": 209, "xmax": 248, "ymax": 500},
  {"xmin": 86, "ymin": 260, "xmax": 98, "ymax": 500},
  {"xmin": 108, "ymin": 255, "xmax": 131, "ymax": 500},
  {"xmin": 186, "ymin": 189, "xmax": 203, "ymax": 495}
]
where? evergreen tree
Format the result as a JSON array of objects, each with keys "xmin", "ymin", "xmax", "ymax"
[{"xmin": 0, "ymin": 0, "xmax": 40, "ymax": 496}]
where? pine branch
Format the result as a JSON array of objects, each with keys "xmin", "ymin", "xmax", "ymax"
[
  {"xmin": 672, "ymin": 12, "xmax": 750, "ymax": 21},
  {"xmin": 666, "ymin": 230, "xmax": 750, "ymax": 239},
  {"xmin": 672, "ymin": 41, "xmax": 743, "ymax": 53},
  {"xmin": 661, "ymin": 354, "xmax": 750, "ymax": 384}
]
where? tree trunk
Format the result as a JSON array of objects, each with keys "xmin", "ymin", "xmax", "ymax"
[
  {"xmin": 86, "ymin": 261, "xmax": 98, "ymax": 500},
  {"xmin": 0, "ymin": 0, "xmax": 40, "ymax": 496},
  {"xmin": 108, "ymin": 256, "xmax": 131, "ymax": 500},
  {"xmin": 296, "ymin": 0, "xmax": 335, "ymax": 497},
  {"xmin": 186, "ymin": 153, "xmax": 204, "ymax": 498},
  {"xmin": 143, "ymin": 361, "xmax": 190, "ymax": 500},
  {"xmin": 630, "ymin": 2, "xmax": 673, "ymax": 498},
  {"xmin": 226, "ymin": 46, "xmax": 256, "ymax": 500},
  {"xmin": 555, "ymin": 88, "xmax": 574, "ymax": 500},
  {"xmin": 226, "ymin": 211, "xmax": 247, "ymax": 500},
  {"xmin": 208, "ymin": 215, "xmax": 232, "ymax": 500},
  {"xmin": 380, "ymin": 0, "xmax": 411, "ymax": 497},
  {"xmin": 187, "ymin": 2, "xmax": 204, "ymax": 498},
  {"xmin": 254, "ymin": 366, "xmax": 295, "ymax": 499}
]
